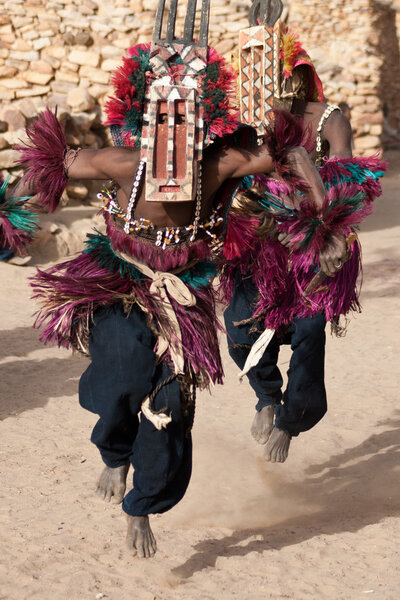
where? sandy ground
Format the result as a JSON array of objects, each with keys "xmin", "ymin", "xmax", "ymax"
[{"xmin": 0, "ymin": 153, "xmax": 399, "ymax": 600}]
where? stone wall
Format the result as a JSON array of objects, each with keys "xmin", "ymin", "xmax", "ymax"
[
  {"xmin": 0, "ymin": 0, "xmax": 252, "ymax": 192},
  {"xmin": 288, "ymin": 0, "xmax": 400, "ymax": 155},
  {"xmin": 0, "ymin": 0, "xmax": 399, "ymax": 188},
  {"xmin": 373, "ymin": 0, "xmax": 400, "ymax": 129}
]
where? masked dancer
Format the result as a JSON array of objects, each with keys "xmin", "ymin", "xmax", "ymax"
[
  {"xmin": 11, "ymin": 0, "xmax": 328, "ymax": 556},
  {"xmin": 220, "ymin": 1, "xmax": 387, "ymax": 463}
]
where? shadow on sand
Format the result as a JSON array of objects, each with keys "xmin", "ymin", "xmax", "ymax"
[
  {"xmin": 360, "ymin": 252, "xmax": 400, "ymax": 300},
  {"xmin": 0, "ymin": 326, "xmax": 86, "ymax": 419},
  {"xmin": 360, "ymin": 149, "xmax": 400, "ymax": 233},
  {"xmin": 0, "ymin": 326, "xmax": 44, "ymax": 360},
  {"xmin": 173, "ymin": 412, "xmax": 400, "ymax": 579}
]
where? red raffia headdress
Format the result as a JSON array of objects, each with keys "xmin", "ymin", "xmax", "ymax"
[
  {"xmin": 279, "ymin": 24, "xmax": 324, "ymax": 103},
  {"xmin": 104, "ymin": 42, "xmax": 239, "ymax": 149}
]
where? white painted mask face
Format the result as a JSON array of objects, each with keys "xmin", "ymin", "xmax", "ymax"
[
  {"xmin": 140, "ymin": 44, "xmax": 206, "ymax": 203},
  {"xmin": 140, "ymin": 0, "xmax": 211, "ymax": 203}
]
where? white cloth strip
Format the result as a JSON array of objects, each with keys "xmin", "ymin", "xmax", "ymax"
[{"xmin": 238, "ymin": 327, "xmax": 275, "ymax": 382}]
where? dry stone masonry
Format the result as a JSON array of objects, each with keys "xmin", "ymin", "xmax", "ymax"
[
  {"xmin": 288, "ymin": 0, "xmax": 400, "ymax": 155},
  {"xmin": 0, "ymin": 0, "xmax": 399, "ymax": 188}
]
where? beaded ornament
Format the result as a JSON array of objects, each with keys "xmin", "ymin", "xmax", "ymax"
[{"xmin": 98, "ymin": 161, "xmax": 223, "ymax": 251}]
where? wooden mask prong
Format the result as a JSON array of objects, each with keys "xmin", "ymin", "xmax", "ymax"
[
  {"xmin": 153, "ymin": 0, "xmax": 210, "ymax": 48},
  {"xmin": 248, "ymin": 0, "xmax": 283, "ymax": 27}
]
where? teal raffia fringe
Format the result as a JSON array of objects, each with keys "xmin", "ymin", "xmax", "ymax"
[
  {"xmin": 84, "ymin": 232, "xmax": 217, "ymax": 289},
  {"xmin": 318, "ymin": 156, "xmax": 387, "ymax": 203},
  {"xmin": 0, "ymin": 175, "xmax": 38, "ymax": 253}
]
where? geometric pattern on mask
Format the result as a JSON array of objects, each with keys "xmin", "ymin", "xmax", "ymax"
[
  {"xmin": 142, "ymin": 85, "xmax": 198, "ymax": 203},
  {"xmin": 239, "ymin": 24, "xmax": 280, "ymax": 137},
  {"xmin": 141, "ymin": 42, "xmax": 206, "ymax": 203},
  {"xmin": 150, "ymin": 43, "xmax": 207, "ymax": 77}
]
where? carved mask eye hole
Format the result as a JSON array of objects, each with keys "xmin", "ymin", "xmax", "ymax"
[
  {"xmin": 158, "ymin": 113, "xmax": 168, "ymax": 124},
  {"xmin": 175, "ymin": 114, "xmax": 186, "ymax": 125}
]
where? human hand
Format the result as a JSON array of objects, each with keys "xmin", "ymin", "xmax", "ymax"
[{"xmin": 319, "ymin": 232, "xmax": 347, "ymax": 277}]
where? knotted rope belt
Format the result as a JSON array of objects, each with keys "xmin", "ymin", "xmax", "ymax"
[
  {"xmin": 118, "ymin": 251, "xmax": 197, "ymax": 375},
  {"xmin": 116, "ymin": 251, "xmax": 198, "ymax": 429}
]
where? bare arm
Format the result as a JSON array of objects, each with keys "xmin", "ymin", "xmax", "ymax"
[
  {"xmin": 277, "ymin": 146, "xmax": 327, "ymax": 248},
  {"xmin": 281, "ymin": 113, "xmax": 353, "ymax": 274},
  {"xmin": 213, "ymin": 143, "xmax": 347, "ymax": 276},
  {"xmin": 205, "ymin": 142, "xmax": 324, "ymax": 197},
  {"xmin": 316, "ymin": 111, "xmax": 353, "ymax": 274},
  {"xmin": 212, "ymin": 143, "xmax": 275, "ymax": 182},
  {"xmin": 9, "ymin": 146, "xmax": 139, "ymax": 199},
  {"xmin": 9, "ymin": 177, "xmax": 37, "ymax": 199},
  {"xmin": 286, "ymin": 146, "xmax": 325, "ymax": 207},
  {"xmin": 67, "ymin": 146, "xmax": 139, "ymax": 182},
  {"xmin": 325, "ymin": 111, "xmax": 353, "ymax": 159}
]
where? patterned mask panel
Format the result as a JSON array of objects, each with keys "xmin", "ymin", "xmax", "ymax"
[
  {"xmin": 239, "ymin": 23, "xmax": 280, "ymax": 136},
  {"xmin": 139, "ymin": 0, "xmax": 209, "ymax": 203},
  {"xmin": 239, "ymin": 0, "xmax": 283, "ymax": 137},
  {"xmin": 141, "ymin": 83, "xmax": 200, "ymax": 202}
]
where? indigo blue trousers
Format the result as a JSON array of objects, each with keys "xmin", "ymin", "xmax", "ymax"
[
  {"xmin": 0, "ymin": 246, "xmax": 14, "ymax": 261},
  {"xmin": 79, "ymin": 304, "xmax": 192, "ymax": 516},
  {"xmin": 224, "ymin": 273, "xmax": 327, "ymax": 437}
]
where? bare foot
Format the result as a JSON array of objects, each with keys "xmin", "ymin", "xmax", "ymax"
[
  {"xmin": 96, "ymin": 462, "xmax": 129, "ymax": 504},
  {"xmin": 251, "ymin": 405, "xmax": 275, "ymax": 444},
  {"xmin": 126, "ymin": 515, "xmax": 157, "ymax": 558},
  {"xmin": 264, "ymin": 428, "xmax": 291, "ymax": 463}
]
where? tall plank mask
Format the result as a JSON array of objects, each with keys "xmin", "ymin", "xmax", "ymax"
[{"xmin": 105, "ymin": 0, "xmax": 239, "ymax": 205}]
